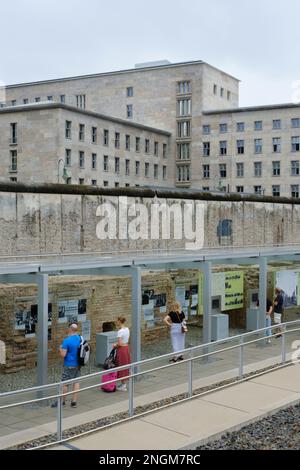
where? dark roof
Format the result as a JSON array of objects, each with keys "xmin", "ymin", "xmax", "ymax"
[{"xmin": 203, "ymin": 103, "xmax": 300, "ymax": 115}]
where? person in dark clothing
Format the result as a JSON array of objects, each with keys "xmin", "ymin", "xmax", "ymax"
[{"xmin": 274, "ymin": 287, "xmax": 284, "ymax": 336}]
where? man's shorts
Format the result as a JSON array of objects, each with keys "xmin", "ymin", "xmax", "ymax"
[{"xmin": 61, "ymin": 366, "xmax": 81, "ymax": 382}]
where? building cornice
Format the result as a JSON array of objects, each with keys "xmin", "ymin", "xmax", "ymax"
[
  {"xmin": 203, "ymin": 103, "xmax": 300, "ymax": 115},
  {"xmin": 0, "ymin": 103, "xmax": 171, "ymax": 136}
]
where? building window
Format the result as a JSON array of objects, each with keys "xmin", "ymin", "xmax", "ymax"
[
  {"xmin": 145, "ymin": 139, "xmax": 150, "ymax": 153},
  {"xmin": 91, "ymin": 179, "xmax": 97, "ymax": 186},
  {"xmin": 115, "ymin": 132, "xmax": 120, "ymax": 149},
  {"xmin": 236, "ymin": 186, "xmax": 244, "ymax": 193},
  {"xmin": 292, "ymin": 118, "xmax": 300, "ymax": 128},
  {"xmin": 291, "ymin": 185, "xmax": 299, "ymax": 198},
  {"xmin": 79, "ymin": 124, "xmax": 85, "ymax": 141},
  {"xmin": 35, "ymin": 97, "xmax": 40, "ymax": 103},
  {"xmin": 237, "ymin": 122, "xmax": 245, "ymax": 132},
  {"xmin": 11, "ymin": 100, "xmax": 16, "ymax": 106},
  {"xmin": 60, "ymin": 95, "xmax": 65, "ymax": 104},
  {"xmin": 154, "ymin": 164, "xmax": 158, "ymax": 179},
  {"xmin": 220, "ymin": 87, "xmax": 224, "ymax": 97},
  {"xmin": 104, "ymin": 129, "xmax": 109, "ymax": 146},
  {"xmin": 292, "ymin": 136, "xmax": 300, "ymax": 152},
  {"xmin": 76, "ymin": 95, "xmax": 86, "ymax": 109},
  {"xmin": 273, "ymin": 137, "xmax": 281, "ymax": 153},
  {"xmin": 65, "ymin": 149, "xmax": 71, "ymax": 167},
  {"xmin": 203, "ymin": 164, "xmax": 210, "ymax": 179},
  {"xmin": 219, "ymin": 123, "xmax": 228, "ymax": 133},
  {"xmin": 135, "ymin": 136, "xmax": 140, "ymax": 152},
  {"xmin": 126, "ymin": 135, "xmax": 130, "ymax": 151},
  {"xmin": 177, "ymin": 121, "xmax": 191, "ymax": 138},
  {"xmin": 254, "ymin": 138, "xmax": 263, "ymax": 154},
  {"xmin": 10, "ymin": 177, "xmax": 17, "ymax": 182},
  {"xmin": 254, "ymin": 162, "xmax": 262, "ymax": 177},
  {"xmin": 237, "ymin": 140, "xmax": 244, "ymax": 154},
  {"xmin": 154, "ymin": 142, "xmax": 159, "ymax": 156},
  {"xmin": 136, "ymin": 161, "xmax": 140, "ymax": 176},
  {"xmin": 79, "ymin": 151, "xmax": 85, "ymax": 169},
  {"xmin": 272, "ymin": 161, "xmax": 280, "ymax": 176},
  {"xmin": 127, "ymin": 87, "xmax": 133, "ymax": 97},
  {"xmin": 115, "ymin": 182, "xmax": 120, "ymax": 188},
  {"xmin": 177, "ymin": 143, "xmax": 190, "ymax": 160},
  {"xmin": 125, "ymin": 159, "xmax": 130, "ymax": 176},
  {"xmin": 203, "ymin": 142, "xmax": 210, "ymax": 157},
  {"xmin": 125, "ymin": 183, "xmax": 130, "ymax": 187},
  {"xmin": 92, "ymin": 153, "xmax": 97, "ymax": 170},
  {"xmin": 163, "ymin": 165, "xmax": 167, "ymax": 180},
  {"xmin": 177, "ymin": 81, "xmax": 191, "ymax": 94},
  {"xmin": 47, "ymin": 96, "xmax": 53, "ymax": 101},
  {"xmin": 23, "ymin": 98, "xmax": 28, "ymax": 104},
  {"xmin": 10, "ymin": 123, "xmax": 17, "ymax": 144},
  {"xmin": 213, "ymin": 84, "xmax": 217, "ymax": 95},
  {"xmin": 203, "ymin": 125, "xmax": 211, "ymax": 135},
  {"xmin": 273, "ymin": 119, "xmax": 281, "ymax": 129},
  {"xmin": 227, "ymin": 90, "xmax": 231, "ymax": 100},
  {"xmin": 272, "ymin": 185, "xmax": 280, "ymax": 197},
  {"xmin": 66, "ymin": 177, "xmax": 71, "ymax": 185},
  {"xmin": 219, "ymin": 164, "xmax": 227, "ymax": 178},
  {"xmin": 220, "ymin": 141, "xmax": 227, "ymax": 155},
  {"xmin": 254, "ymin": 120, "xmax": 263, "ymax": 131},
  {"xmin": 103, "ymin": 181, "xmax": 108, "ymax": 187},
  {"xmin": 65, "ymin": 121, "xmax": 72, "ymax": 139},
  {"xmin": 103, "ymin": 155, "xmax": 108, "ymax": 172},
  {"xmin": 177, "ymin": 99, "xmax": 191, "ymax": 116},
  {"xmin": 127, "ymin": 104, "xmax": 133, "ymax": 119},
  {"xmin": 177, "ymin": 165, "xmax": 190, "ymax": 182},
  {"xmin": 291, "ymin": 160, "xmax": 300, "ymax": 176},
  {"xmin": 217, "ymin": 219, "xmax": 232, "ymax": 246},
  {"xmin": 10, "ymin": 150, "xmax": 17, "ymax": 172},
  {"xmin": 91, "ymin": 127, "xmax": 97, "ymax": 144},
  {"xmin": 145, "ymin": 162, "xmax": 149, "ymax": 177},
  {"xmin": 79, "ymin": 178, "xmax": 85, "ymax": 185},
  {"xmin": 203, "ymin": 186, "xmax": 210, "ymax": 191},
  {"xmin": 236, "ymin": 162, "xmax": 244, "ymax": 177},
  {"xmin": 254, "ymin": 186, "xmax": 262, "ymax": 195},
  {"xmin": 163, "ymin": 143, "xmax": 167, "ymax": 158},
  {"xmin": 115, "ymin": 157, "xmax": 120, "ymax": 174}
]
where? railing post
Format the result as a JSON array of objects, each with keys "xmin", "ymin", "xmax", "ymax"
[
  {"xmin": 239, "ymin": 336, "xmax": 244, "ymax": 378},
  {"xmin": 128, "ymin": 364, "xmax": 134, "ymax": 417},
  {"xmin": 188, "ymin": 351, "xmax": 193, "ymax": 398},
  {"xmin": 57, "ymin": 383, "xmax": 63, "ymax": 442},
  {"xmin": 281, "ymin": 324, "xmax": 287, "ymax": 364}
]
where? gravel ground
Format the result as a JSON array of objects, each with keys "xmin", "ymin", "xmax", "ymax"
[{"xmin": 197, "ymin": 403, "xmax": 300, "ymax": 450}]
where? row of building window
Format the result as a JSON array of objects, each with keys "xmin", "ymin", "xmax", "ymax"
[
  {"xmin": 202, "ymin": 161, "xmax": 300, "ymax": 179},
  {"xmin": 202, "ymin": 137, "xmax": 300, "ymax": 156},
  {"xmin": 213, "ymin": 84, "xmax": 231, "ymax": 101},
  {"xmin": 65, "ymin": 121, "xmax": 167, "ymax": 157},
  {"xmin": 203, "ymin": 118, "xmax": 300, "ymax": 135}
]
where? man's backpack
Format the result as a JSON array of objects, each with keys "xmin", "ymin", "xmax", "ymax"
[{"xmin": 78, "ymin": 335, "xmax": 91, "ymax": 366}]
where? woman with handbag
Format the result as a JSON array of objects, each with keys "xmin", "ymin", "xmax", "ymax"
[{"xmin": 164, "ymin": 301, "xmax": 187, "ymax": 362}]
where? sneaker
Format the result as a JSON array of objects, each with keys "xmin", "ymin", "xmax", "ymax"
[
  {"xmin": 177, "ymin": 356, "xmax": 184, "ymax": 361},
  {"xmin": 169, "ymin": 357, "xmax": 177, "ymax": 363},
  {"xmin": 267, "ymin": 339, "xmax": 271, "ymax": 344},
  {"xmin": 70, "ymin": 401, "xmax": 77, "ymax": 408},
  {"xmin": 117, "ymin": 384, "xmax": 127, "ymax": 392}
]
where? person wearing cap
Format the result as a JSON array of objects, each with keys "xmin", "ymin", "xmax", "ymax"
[{"xmin": 52, "ymin": 323, "xmax": 81, "ymax": 408}]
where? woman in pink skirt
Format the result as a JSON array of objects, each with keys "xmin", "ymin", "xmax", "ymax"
[{"xmin": 114, "ymin": 316, "xmax": 131, "ymax": 392}]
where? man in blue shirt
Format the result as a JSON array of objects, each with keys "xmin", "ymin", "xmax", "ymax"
[{"xmin": 53, "ymin": 323, "xmax": 81, "ymax": 408}]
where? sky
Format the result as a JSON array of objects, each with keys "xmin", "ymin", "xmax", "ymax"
[{"xmin": 1, "ymin": 0, "xmax": 299, "ymax": 106}]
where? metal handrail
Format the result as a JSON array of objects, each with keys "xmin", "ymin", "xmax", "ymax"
[
  {"xmin": 1, "ymin": 319, "xmax": 300, "ymax": 399},
  {"xmin": 1, "ymin": 320, "xmax": 299, "ymax": 449}
]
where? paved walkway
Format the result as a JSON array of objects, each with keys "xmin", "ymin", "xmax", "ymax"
[
  {"xmin": 0, "ymin": 329, "xmax": 299, "ymax": 449},
  {"xmin": 52, "ymin": 364, "xmax": 300, "ymax": 450}
]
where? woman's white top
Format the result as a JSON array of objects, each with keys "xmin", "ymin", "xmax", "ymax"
[{"xmin": 117, "ymin": 326, "xmax": 130, "ymax": 345}]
